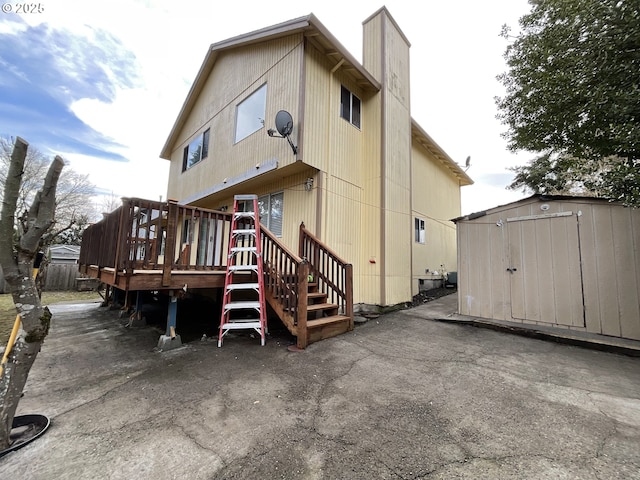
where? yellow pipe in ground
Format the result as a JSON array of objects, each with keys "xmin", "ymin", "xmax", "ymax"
[
  {"xmin": 0, "ymin": 266, "xmax": 40, "ymax": 377},
  {"xmin": 0, "ymin": 314, "xmax": 21, "ymax": 377}
]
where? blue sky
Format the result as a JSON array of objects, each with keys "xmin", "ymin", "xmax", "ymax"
[
  {"xmin": 0, "ymin": 0, "xmax": 532, "ymax": 213},
  {"xmin": 0, "ymin": 17, "xmax": 136, "ymax": 165}
]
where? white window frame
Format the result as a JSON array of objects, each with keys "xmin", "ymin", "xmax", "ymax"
[
  {"xmin": 340, "ymin": 85, "xmax": 361, "ymax": 128},
  {"xmin": 258, "ymin": 192, "xmax": 283, "ymax": 238},
  {"xmin": 234, "ymin": 84, "xmax": 267, "ymax": 143},
  {"xmin": 182, "ymin": 128, "xmax": 210, "ymax": 172},
  {"xmin": 415, "ymin": 217, "xmax": 425, "ymax": 244}
]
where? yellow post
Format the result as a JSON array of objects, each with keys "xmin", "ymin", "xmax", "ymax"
[
  {"xmin": 0, "ymin": 265, "xmax": 40, "ymax": 376},
  {"xmin": 0, "ymin": 315, "xmax": 21, "ymax": 376}
]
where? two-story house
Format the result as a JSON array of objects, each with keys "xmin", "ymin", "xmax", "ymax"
[
  {"xmin": 159, "ymin": 6, "xmax": 472, "ymax": 308},
  {"xmin": 80, "ymin": 7, "xmax": 471, "ymax": 349}
]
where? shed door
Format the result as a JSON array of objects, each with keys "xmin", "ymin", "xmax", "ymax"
[{"xmin": 507, "ymin": 212, "xmax": 585, "ymax": 327}]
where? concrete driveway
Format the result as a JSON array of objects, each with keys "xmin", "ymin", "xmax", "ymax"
[{"xmin": 1, "ymin": 294, "xmax": 639, "ymax": 479}]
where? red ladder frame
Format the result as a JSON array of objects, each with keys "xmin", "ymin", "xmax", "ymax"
[{"xmin": 218, "ymin": 194, "xmax": 267, "ymax": 347}]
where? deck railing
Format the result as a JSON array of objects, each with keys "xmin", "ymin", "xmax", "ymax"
[
  {"xmin": 80, "ymin": 198, "xmax": 232, "ymax": 279},
  {"xmin": 79, "ymin": 199, "xmax": 352, "ymax": 345},
  {"xmin": 299, "ymin": 223, "xmax": 353, "ymax": 319},
  {"xmin": 79, "ymin": 203, "xmax": 125, "ymax": 269}
]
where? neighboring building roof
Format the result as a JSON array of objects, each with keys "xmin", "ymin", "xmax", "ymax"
[
  {"xmin": 160, "ymin": 13, "xmax": 381, "ymax": 160},
  {"xmin": 48, "ymin": 244, "xmax": 81, "ymax": 260}
]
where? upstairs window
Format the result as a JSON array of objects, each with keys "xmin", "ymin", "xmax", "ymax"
[
  {"xmin": 235, "ymin": 84, "xmax": 267, "ymax": 143},
  {"xmin": 182, "ymin": 128, "xmax": 210, "ymax": 172},
  {"xmin": 340, "ymin": 85, "xmax": 361, "ymax": 128}
]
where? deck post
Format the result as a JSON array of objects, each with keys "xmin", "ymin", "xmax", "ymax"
[
  {"xmin": 345, "ymin": 264, "xmax": 354, "ymax": 330},
  {"xmin": 127, "ymin": 291, "xmax": 146, "ymax": 327},
  {"xmin": 111, "ymin": 201, "xmax": 128, "ymax": 285},
  {"xmin": 157, "ymin": 293, "xmax": 182, "ymax": 351},
  {"xmin": 162, "ymin": 199, "xmax": 179, "ymax": 287},
  {"xmin": 296, "ymin": 260, "xmax": 309, "ymax": 349}
]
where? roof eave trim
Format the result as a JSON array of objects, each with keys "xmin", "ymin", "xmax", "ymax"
[{"xmin": 411, "ymin": 118, "xmax": 474, "ymax": 186}]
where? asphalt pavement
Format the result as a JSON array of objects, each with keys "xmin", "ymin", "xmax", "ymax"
[{"xmin": 1, "ymin": 294, "xmax": 639, "ymax": 479}]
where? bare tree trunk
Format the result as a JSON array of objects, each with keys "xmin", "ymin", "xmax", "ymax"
[{"xmin": 0, "ymin": 137, "xmax": 63, "ymax": 449}]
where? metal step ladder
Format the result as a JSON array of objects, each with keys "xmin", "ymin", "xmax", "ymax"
[{"xmin": 218, "ymin": 194, "xmax": 267, "ymax": 347}]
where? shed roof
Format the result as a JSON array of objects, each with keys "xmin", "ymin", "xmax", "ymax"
[{"xmin": 451, "ymin": 194, "xmax": 617, "ymax": 223}]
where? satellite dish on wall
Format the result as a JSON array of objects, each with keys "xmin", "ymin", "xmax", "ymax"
[
  {"xmin": 275, "ymin": 110, "xmax": 294, "ymax": 136},
  {"xmin": 267, "ymin": 110, "xmax": 297, "ymax": 155}
]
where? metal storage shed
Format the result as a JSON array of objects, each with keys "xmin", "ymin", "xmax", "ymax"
[{"xmin": 453, "ymin": 195, "xmax": 640, "ymax": 342}]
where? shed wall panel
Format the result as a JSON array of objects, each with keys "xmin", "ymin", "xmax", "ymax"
[
  {"xmin": 610, "ymin": 206, "xmax": 640, "ymax": 339},
  {"xmin": 457, "ymin": 197, "xmax": 640, "ymax": 342}
]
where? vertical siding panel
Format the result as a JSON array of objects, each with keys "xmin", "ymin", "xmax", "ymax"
[
  {"xmin": 359, "ymin": 91, "xmax": 382, "ymax": 305},
  {"xmin": 521, "ymin": 220, "xmax": 540, "ymax": 321},
  {"xmin": 594, "ymin": 206, "xmax": 620, "ymax": 337},
  {"xmin": 465, "ymin": 223, "xmax": 493, "ymax": 318},
  {"xmin": 476, "ymin": 224, "xmax": 494, "ymax": 319},
  {"xmin": 578, "ymin": 205, "xmax": 602, "ymax": 334},
  {"xmin": 456, "ymin": 223, "xmax": 467, "ymax": 315},
  {"xmin": 611, "ymin": 206, "xmax": 640, "ymax": 340},
  {"xmin": 535, "ymin": 219, "xmax": 554, "ymax": 323},
  {"xmin": 564, "ymin": 214, "xmax": 585, "ymax": 327},
  {"xmin": 489, "ymin": 219, "xmax": 509, "ymax": 321},
  {"xmin": 508, "ymin": 221, "xmax": 525, "ymax": 321},
  {"xmin": 411, "ymin": 142, "xmax": 462, "ymax": 296},
  {"xmin": 630, "ymin": 207, "xmax": 640, "ymax": 340}
]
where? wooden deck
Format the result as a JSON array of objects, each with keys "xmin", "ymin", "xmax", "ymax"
[
  {"xmin": 79, "ymin": 265, "xmax": 228, "ymax": 291},
  {"xmin": 79, "ymin": 197, "xmax": 354, "ymax": 348}
]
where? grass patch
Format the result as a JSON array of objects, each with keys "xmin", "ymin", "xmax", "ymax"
[{"xmin": 0, "ymin": 291, "xmax": 102, "ymax": 346}]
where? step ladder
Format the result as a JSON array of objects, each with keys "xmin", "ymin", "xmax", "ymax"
[{"xmin": 218, "ymin": 194, "xmax": 267, "ymax": 347}]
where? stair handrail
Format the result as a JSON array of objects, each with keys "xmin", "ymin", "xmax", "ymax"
[
  {"xmin": 299, "ymin": 223, "xmax": 353, "ymax": 322},
  {"xmin": 260, "ymin": 225, "xmax": 308, "ymax": 330}
]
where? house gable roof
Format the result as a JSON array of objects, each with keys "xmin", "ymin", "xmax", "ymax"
[
  {"xmin": 411, "ymin": 119, "xmax": 473, "ymax": 186},
  {"xmin": 160, "ymin": 14, "xmax": 382, "ymax": 160}
]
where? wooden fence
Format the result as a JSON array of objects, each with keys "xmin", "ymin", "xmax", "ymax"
[{"xmin": 0, "ymin": 264, "xmax": 87, "ymax": 293}]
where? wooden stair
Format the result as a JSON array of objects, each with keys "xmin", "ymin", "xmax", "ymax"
[
  {"xmin": 263, "ymin": 277, "xmax": 352, "ymax": 349},
  {"xmin": 304, "ymin": 281, "xmax": 351, "ymax": 345},
  {"xmin": 261, "ymin": 223, "xmax": 353, "ymax": 349}
]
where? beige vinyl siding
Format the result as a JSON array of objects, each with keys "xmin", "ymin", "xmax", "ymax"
[
  {"xmin": 303, "ymin": 39, "xmax": 386, "ymax": 306},
  {"xmin": 167, "ymin": 34, "xmax": 304, "ymax": 202},
  {"xmin": 362, "ymin": 12, "xmax": 383, "ymax": 83},
  {"xmin": 379, "ymin": 12, "xmax": 412, "ymax": 306},
  {"xmin": 457, "ymin": 197, "xmax": 640, "ymax": 341},
  {"xmin": 301, "ymin": 43, "xmax": 333, "ymax": 174},
  {"xmin": 411, "ymin": 142, "xmax": 461, "ymax": 295},
  {"xmin": 196, "ymin": 169, "xmax": 317, "ymax": 253},
  {"xmin": 358, "ymin": 88, "xmax": 383, "ymax": 306},
  {"xmin": 579, "ymin": 203, "xmax": 640, "ymax": 340}
]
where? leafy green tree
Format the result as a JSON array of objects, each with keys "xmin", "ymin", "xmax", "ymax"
[
  {"xmin": 507, "ymin": 153, "xmax": 637, "ymax": 199},
  {"xmin": 497, "ymin": 0, "xmax": 640, "ymax": 206}
]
